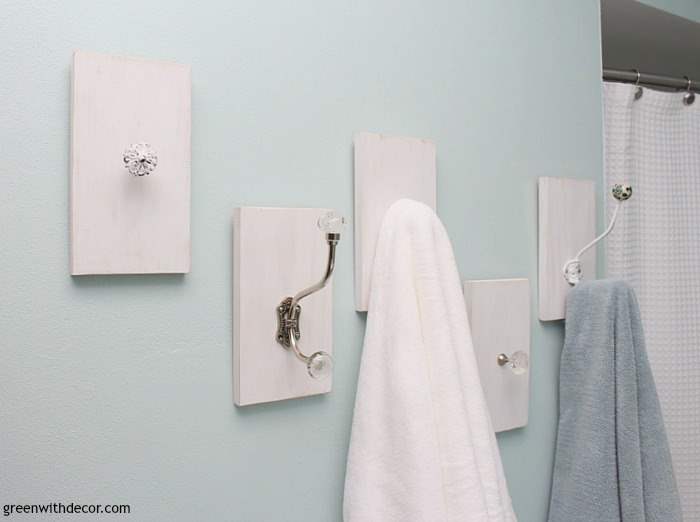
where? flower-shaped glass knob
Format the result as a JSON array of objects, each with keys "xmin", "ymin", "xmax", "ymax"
[
  {"xmin": 123, "ymin": 143, "xmax": 158, "ymax": 176},
  {"xmin": 317, "ymin": 211, "xmax": 346, "ymax": 235},
  {"xmin": 306, "ymin": 351, "xmax": 333, "ymax": 379},
  {"xmin": 497, "ymin": 351, "xmax": 529, "ymax": 375}
]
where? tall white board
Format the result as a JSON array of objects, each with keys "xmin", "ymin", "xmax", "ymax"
[
  {"xmin": 537, "ymin": 177, "xmax": 596, "ymax": 320},
  {"xmin": 71, "ymin": 50, "xmax": 191, "ymax": 275},
  {"xmin": 353, "ymin": 132, "xmax": 436, "ymax": 311}
]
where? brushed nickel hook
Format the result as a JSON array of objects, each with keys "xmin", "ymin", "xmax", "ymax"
[{"xmin": 276, "ymin": 211, "xmax": 345, "ymax": 379}]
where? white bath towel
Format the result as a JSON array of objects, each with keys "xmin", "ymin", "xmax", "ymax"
[{"xmin": 343, "ymin": 199, "xmax": 516, "ymax": 522}]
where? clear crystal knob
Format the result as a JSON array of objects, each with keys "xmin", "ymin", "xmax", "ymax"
[
  {"xmin": 497, "ymin": 351, "xmax": 529, "ymax": 375},
  {"xmin": 306, "ymin": 351, "xmax": 333, "ymax": 379},
  {"xmin": 317, "ymin": 211, "xmax": 346, "ymax": 234}
]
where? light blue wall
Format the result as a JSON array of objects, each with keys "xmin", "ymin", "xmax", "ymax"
[
  {"xmin": 0, "ymin": 1, "xmax": 603, "ymax": 520},
  {"xmin": 640, "ymin": 0, "xmax": 700, "ymax": 21}
]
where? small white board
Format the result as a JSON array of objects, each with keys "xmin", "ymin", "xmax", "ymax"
[
  {"xmin": 70, "ymin": 50, "xmax": 191, "ymax": 275},
  {"xmin": 464, "ymin": 278, "xmax": 530, "ymax": 433},
  {"xmin": 233, "ymin": 207, "xmax": 333, "ymax": 406},
  {"xmin": 537, "ymin": 177, "xmax": 596, "ymax": 321},
  {"xmin": 353, "ymin": 132, "xmax": 436, "ymax": 311}
]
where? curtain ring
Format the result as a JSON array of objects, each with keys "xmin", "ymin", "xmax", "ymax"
[
  {"xmin": 633, "ymin": 69, "xmax": 643, "ymax": 100},
  {"xmin": 683, "ymin": 76, "xmax": 695, "ymax": 106}
]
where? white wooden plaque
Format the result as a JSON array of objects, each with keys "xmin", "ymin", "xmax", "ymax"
[
  {"xmin": 353, "ymin": 132, "xmax": 436, "ymax": 311},
  {"xmin": 464, "ymin": 278, "xmax": 530, "ymax": 432},
  {"xmin": 537, "ymin": 177, "xmax": 596, "ymax": 320},
  {"xmin": 70, "ymin": 50, "xmax": 191, "ymax": 275},
  {"xmin": 233, "ymin": 207, "xmax": 333, "ymax": 406}
]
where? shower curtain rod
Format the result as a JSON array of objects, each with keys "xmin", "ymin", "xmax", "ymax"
[{"xmin": 604, "ymin": 67, "xmax": 700, "ymax": 93}]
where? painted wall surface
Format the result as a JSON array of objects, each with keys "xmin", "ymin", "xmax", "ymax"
[
  {"xmin": 0, "ymin": 1, "xmax": 603, "ymax": 521},
  {"xmin": 641, "ymin": 0, "xmax": 700, "ymax": 21}
]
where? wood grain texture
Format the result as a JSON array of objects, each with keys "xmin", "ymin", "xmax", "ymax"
[
  {"xmin": 233, "ymin": 207, "xmax": 333, "ymax": 406},
  {"xmin": 353, "ymin": 132, "xmax": 437, "ymax": 311},
  {"xmin": 537, "ymin": 177, "xmax": 596, "ymax": 321},
  {"xmin": 70, "ymin": 50, "xmax": 191, "ymax": 275},
  {"xmin": 464, "ymin": 278, "xmax": 530, "ymax": 432}
]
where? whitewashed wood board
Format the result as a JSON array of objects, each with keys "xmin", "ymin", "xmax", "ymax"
[
  {"xmin": 233, "ymin": 207, "xmax": 333, "ymax": 406},
  {"xmin": 70, "ymin": 50, "xmax": 191, "ymax": 275},
  {"xmin": 353, "ymin": 132, "xmax": 436, "ymax": 311},
  {"xmin": 464, "ymin": 278, "xmax": 530, "ymax": 432},
  {"xmin": 537, "ymin": 177, "xmax": 596, "ymax": 321}
]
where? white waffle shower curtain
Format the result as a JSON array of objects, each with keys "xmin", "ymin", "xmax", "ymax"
[{"xmin": 604, "ymin": 82, "xmax": 700, "ymax": 519}]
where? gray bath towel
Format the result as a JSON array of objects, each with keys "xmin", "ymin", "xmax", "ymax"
[{"xmin": 548, "ymin": 280, "xmax": 681, "ymax": 522}]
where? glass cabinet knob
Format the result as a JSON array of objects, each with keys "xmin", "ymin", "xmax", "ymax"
[
  {"xmin": 306, "ymin": 351, "xmax": 333, "ymax": 379},
  {"xmin": 497, "ymin": 350, "xmax": 529, "ymax": 375},
  {"xmin": 317, "ymin": 211, "xmax": 346, "ymax": 235}
]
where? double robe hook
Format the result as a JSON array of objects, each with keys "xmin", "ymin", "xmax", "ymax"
[{"xmin": 276, "ymin": 211, "xmax": 345, "ymax": 379}]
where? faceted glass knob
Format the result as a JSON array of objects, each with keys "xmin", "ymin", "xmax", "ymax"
[
  {"xmin": 508, "ymin": 351, "xmax": 529, "ymax": 375},
  {"xmin": 497, "ymin": 351, "xmax": 529, "ymax": 375},
  {"xmin": 307, "ymin": 351, "xmax": 333, "ymax": 379},
  {"xmin": 317, "ymin": 211, "xmax": 346, "ymax": 234}
]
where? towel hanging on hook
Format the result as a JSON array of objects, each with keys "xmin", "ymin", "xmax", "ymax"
[{"xmin": 563, "ymin": 184, "xmax": 632, "ymax": 285}]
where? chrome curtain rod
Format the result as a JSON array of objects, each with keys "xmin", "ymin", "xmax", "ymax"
[{"xmin": 603, "ymin": 67, "xmax": 700, "ymax": 93}]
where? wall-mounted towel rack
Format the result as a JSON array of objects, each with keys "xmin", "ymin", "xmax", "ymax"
[{"xmin": 563, "ymin": 184, "xmax": 632, "ymax": 285}]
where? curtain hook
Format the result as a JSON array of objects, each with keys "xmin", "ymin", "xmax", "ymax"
[
  {"xmin": 633, "ymin": 69, "xmax": 643, "ymax": 100},
  {"xmin": 683, "ymin": 76, "xmax": 695, "ymax": 106}
]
